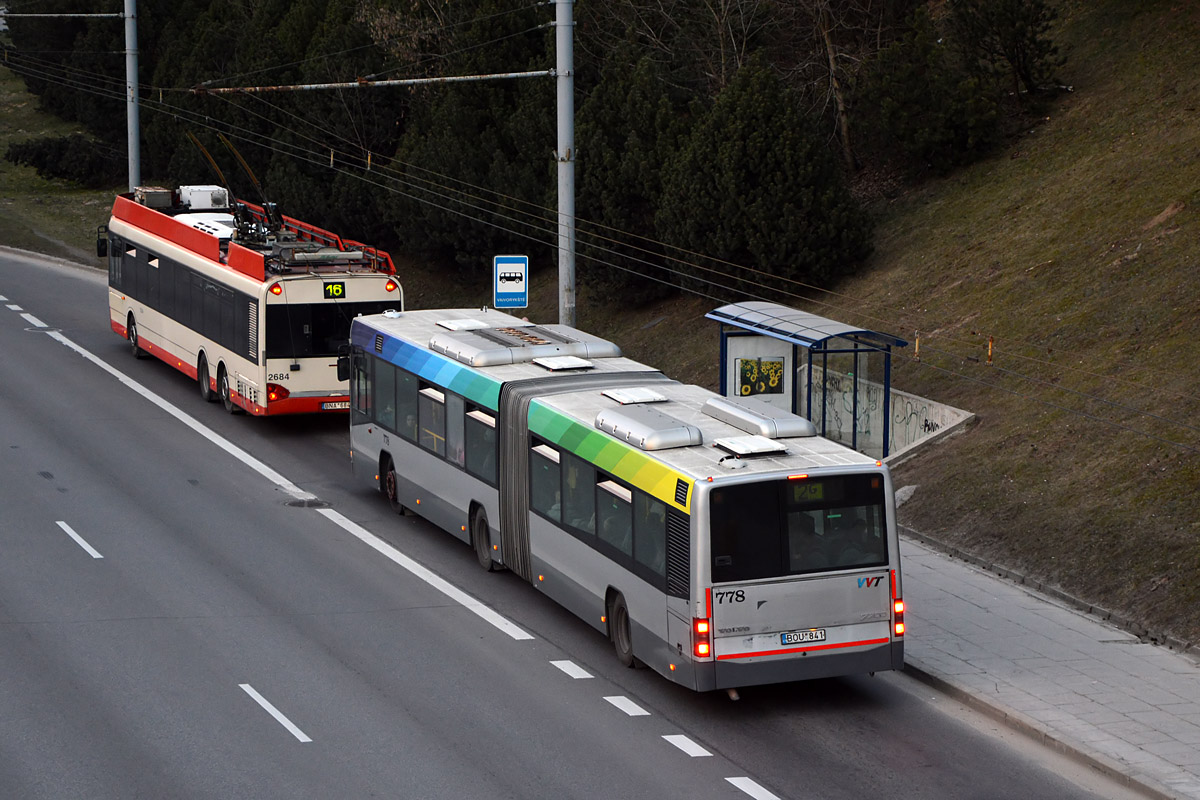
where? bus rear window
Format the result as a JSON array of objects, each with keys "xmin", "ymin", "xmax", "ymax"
[
  {"xmin": 709, "ymin": 474, "xmax": 888, "ymax": 583},
  {"xmin": 266, "ymin": 301, "xmax": 395, "ymax": 359}
]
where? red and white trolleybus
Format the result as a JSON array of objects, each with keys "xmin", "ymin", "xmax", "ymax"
[{"xmin": 99, "ymin": 184, "xmax": 404, "ymax": 415}]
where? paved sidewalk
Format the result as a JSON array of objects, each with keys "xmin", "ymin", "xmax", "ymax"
[{"xmin": 900, "ymin": 536, "xmax": 1200, "ymax": 800}]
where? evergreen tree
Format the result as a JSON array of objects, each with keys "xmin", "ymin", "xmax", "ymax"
[
  {"xmin": 656, "ymin": 57, "xmax": 871, "ymax": 299},
  {"xmin": 854, "ymin": 7, "xmax": 1001, "ymax": 175},
  {"xmin": 576, "ymin": 51, "xmax": 691, "ymax": 305},
  {"xmin": 949, "ymin": 0, "xmax": 1064, "ymax": 97}
]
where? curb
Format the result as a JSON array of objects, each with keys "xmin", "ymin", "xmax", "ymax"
[{"xmin": 900, "ymin": 658, "xmax": 1175, "ymax": 800}]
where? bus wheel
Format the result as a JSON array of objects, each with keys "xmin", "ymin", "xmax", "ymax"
[
  {"xmin": 471, "ymin": 507, "xmax": 496, "ymax": 572},
  {"xmin": 197, "ymin": 356, "xmax": 215, "ymax": 402},
  {"xmin": 127, "ymin": 316, "xmax": 146, "ymax": 359},
  {"xmin": 218, "ymin": 366, "xmax": 243, "ymax": 414},
  {"xmin": 382, "ymin": 456, "xmax": 405, "ymax": 515},
  {"xmin": 609, "ymin": 593, "xmax": 636, "ymax": 668}
]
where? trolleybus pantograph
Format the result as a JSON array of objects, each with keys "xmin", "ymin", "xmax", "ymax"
[
  {"xmin": 345, "ymin": 307, "xmax": 905, "ymax": 692},
  {"xmin": 99, "ymin": 184, "xmax": 404, "ymax": 415}
]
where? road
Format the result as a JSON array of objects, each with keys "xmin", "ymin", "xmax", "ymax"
[{"xmin": 0, "ymin": 249, "xmax": 1143, "ymax": 800}]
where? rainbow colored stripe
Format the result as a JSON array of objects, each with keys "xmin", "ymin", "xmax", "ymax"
[
  {"xmin": 530, "ymin": 401, "xmax": 693, "ymax": 513},
  {"xmin": 352, "ymin": 326, "xmax": 501, "ymax": 409}
]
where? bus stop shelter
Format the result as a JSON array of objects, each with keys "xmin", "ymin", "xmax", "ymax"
[{"xmin": 706, "ymin": 301, "xmax": 908, "ymax": 458}]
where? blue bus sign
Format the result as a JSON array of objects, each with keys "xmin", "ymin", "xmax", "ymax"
[{"xmin": 493, "ymin": 255, "xmax": 528, "ymax": 309}]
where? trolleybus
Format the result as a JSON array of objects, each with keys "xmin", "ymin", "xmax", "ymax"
[
  {"xmin": 345, "ymin": 307, "xmax": 904, "ymax": 691},
  {"xmin": 100, "ymin": 184, "xmax": 403, "ymax": 415}
]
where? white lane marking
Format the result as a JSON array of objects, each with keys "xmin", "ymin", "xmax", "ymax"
[
  {"xmin": 316, "ymin": 508, "xmax": 534, "ymax": 641},
  {"xmin": 45, "ymin": 330, "xmax": 314, "ymax": 501},
  {"xmin": 550, "ymin": 660, "xmax": 593, "ymax": 679},
  {"xmin": 603, "ymin": 696, "xmax": 650, "ymax": 716},
  {"xmin": 41, "ymin": 327, "xmax": 532, "ymax": 644},
  {"xmin": 662, "ymin": 734, "xmax": 711, "ymax": 757},
  {"xmin": 239, "ymin": 684, "xmax": 312, "ymax": 743},
  {"xmin": 7, "ymin": 304, "xmax": 22, "ymax": 311},
  {"xmin": 0, "ymin": 295, "xmax": 9, "ymax": 301},
  {"xmin": 726, "ymin": 777, "xmax": 781, "ymax": 799},
  {"xmin": 56, "ymin": 521, "xmax": 103, "ymax": 559},
  {"xmin": 21, "ymin": 312, "xmax": 47, "ymax": 327}
]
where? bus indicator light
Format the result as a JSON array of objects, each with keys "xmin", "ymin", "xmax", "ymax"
[
  {"xmin": 893, "ymin": 598, "xmax": 905, "ymax": 637},
  {"xmin": 269, "ymin": 283, "xmax": 283, "ymax": 295},
  {"xmin": 385, "ymin": 279, "xmax": 398, "ymax": 292}
]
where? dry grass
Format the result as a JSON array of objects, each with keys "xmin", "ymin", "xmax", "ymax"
[{"xmin": 2, "ymin": 0, "xmax": 1196, "ymax": 645}]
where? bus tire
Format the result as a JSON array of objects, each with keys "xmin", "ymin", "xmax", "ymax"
[
  {"xmin": 609, "ymin": 593, "xmax": 636, "ymax": 668},
  {"xmin": 127, "ymin": 315, "xmax": 146, "ymax": 359},
  {"xmin": 471, "ymin": 506, "xmax": 496, "ymax": 572},
  {"xmin": 218, "ymin": 365, "xmax": 243, "ymax": 414},
  {"xmin": 382, "ymin": 455, "xmax": 406, "ymax": 515},
  {"xmin": 197, "ymin": 355, "xmax": 216, "ymax": 402}
]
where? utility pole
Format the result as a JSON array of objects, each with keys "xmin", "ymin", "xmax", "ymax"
[
  {"xmin": 199, "ymin": 1, "xmax": 580, "ymax": 326},
  {"xmin": 555, "ymin": 0, "xmax": 576, "ymax": 327},
  {"xmin": 1, "ymin": 3, "xmax": 138, "ymax": 189},
  {"xmin": 124, "ymin": 0, "xmax": 139, "ymax": 189}
]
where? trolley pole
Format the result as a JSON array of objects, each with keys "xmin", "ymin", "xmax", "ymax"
[{"xmin": 555, "ymin": 0, "xmax": 576, "ymax": 327}]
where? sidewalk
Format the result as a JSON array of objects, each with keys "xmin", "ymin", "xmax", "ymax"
[{"xmin": 900, "ymin": 535, "xmax": 1200, "ymax": 800}]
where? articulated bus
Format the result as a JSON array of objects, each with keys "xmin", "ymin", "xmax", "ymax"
[
  {"xmin": 346, "ymin": 307, "xmax": 904, "ymax": 691},
  {"xmin": 100, "ymin": 184, "xmax": 404, "ymax": 415}
]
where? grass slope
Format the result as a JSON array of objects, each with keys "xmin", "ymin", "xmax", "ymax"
[{"xmin": 2, "ymin": 0, "xmax": 1195, "ymax": 645}]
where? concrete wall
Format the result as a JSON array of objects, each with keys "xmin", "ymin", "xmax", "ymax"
[{"xmin": 800, "ymin": 365, "xmax": 974, "ymax": 461}]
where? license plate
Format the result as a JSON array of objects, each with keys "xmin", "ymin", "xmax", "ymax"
[
  {"xmin": 781, "ymin": 628, "xmax": 826, "ymax": 645},
  {"xmin": 322, "ymin": 401, "xmax": 350, "ymax": 410}
]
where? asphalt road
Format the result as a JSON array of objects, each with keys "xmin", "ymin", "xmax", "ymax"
[{"xmin": 0, "ymin": 249, "xmax": 1141, "ymax": 800}]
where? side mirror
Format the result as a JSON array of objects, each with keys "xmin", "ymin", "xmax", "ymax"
[
  {"xmin": 95, "ymin": 225, "xmax": 108, "ymax": 258},
  {"xmin": 337, "ymin": 344, "xmax": 351, "ymax": 382}
]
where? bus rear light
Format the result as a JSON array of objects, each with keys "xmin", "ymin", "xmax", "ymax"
[
  {"xmin": 787, "ymin": 473, "xmax": 809, "ymax": 480},
  {"xmin": 385, "ymin": 279, "xmax": 398, "ymax": 292},
  {"xmin": 693, "ymin": 618, "xmax": 712, "ymax": 658},
  {"xmin": 269, "ymin": 283, "xmax": 283, "ymax": 295},
  {"xmin": 267, "ymin": 383, "xmax": 290, "ymax": 402},
  {"xmin": 893, "ymin": 598, "xmax": 905, "ymax": 637}
]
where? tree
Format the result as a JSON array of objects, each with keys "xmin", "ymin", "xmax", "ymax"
[
  {"xmin": 656, "ymin": 57, "xmax": 872, "ymax": 300},
  {"xmin": 854, "ymin": 6, "xmax": 1001, "ymax": 175},
  {"xmin": 949, "ymin": 0, "xmax": 1064, "ymax": 97},
  {"xmin": 576, "ymin": 51, "xmax": 692, "ymax": 305}
]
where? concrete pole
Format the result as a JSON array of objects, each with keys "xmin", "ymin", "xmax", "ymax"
[
  {"xmin": 124, "ymin": 0, "xmax": 140, "ymax": 189},
  {"xmin": 555, "ymin": 0, "xmax": 575, "ymax": 327}
]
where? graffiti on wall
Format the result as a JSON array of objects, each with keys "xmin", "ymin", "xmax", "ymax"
[{"xmin": 804, "ymin": 366, "xmax": 970, "ymax": 459}]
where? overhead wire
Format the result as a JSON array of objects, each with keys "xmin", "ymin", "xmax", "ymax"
[{"xmin": 2, "ymin": 46, "xmax": 1198, "ymax": 454}]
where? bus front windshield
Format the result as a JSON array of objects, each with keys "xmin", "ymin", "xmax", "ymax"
[
  {"xmin": 709, "ymin": 473, "xmax": 888, "ymax": 583},
  {"xmin": 266, "ymin": 300, "xmax": 396, "ymax": 359}
]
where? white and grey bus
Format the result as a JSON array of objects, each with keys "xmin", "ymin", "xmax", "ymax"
[{"xmin": 346, "ymin": 307, "xmax": 904, "ymax": 691}]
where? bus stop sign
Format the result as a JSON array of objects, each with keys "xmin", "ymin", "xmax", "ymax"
[{"xmin": 493, "ymin": 255, "xmax": 528, "ymax": 309}]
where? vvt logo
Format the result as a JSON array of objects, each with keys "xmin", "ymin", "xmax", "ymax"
[{"xmin": 857, "ymin": 576, "xmax": 883, "ymax": 588}]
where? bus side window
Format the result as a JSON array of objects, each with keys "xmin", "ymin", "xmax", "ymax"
[
  {"xmin": 445, "ymin": 393, "xmax": 465, "ymax": 467},
  {"xmin": 374, "ymin": 360, "xmax": 396, "ymax": 430},
  {"xmin": 396, "ymin": 370, "xmax": 419, "ymax": 441},
  {"xmin": 562, "ymin": 453, "xmax": 595, "ymax": 536},
  {"xmin": 597, "ymin": 480, "xmax": 633, "ymax": 557},
  {"xmin": 350, "ymin": 352, "xmax": 371, "ymax": 425},
  {"xmin": 530, "ymin": 443, "xmax": 561, "ymax": 522},
  {"xmin": 634, "ymin": 493, "xmax": 667, "ymax": 579},
  {"xmin": 418, "ymin": 385, "xmax": 446, "ymax": 457},
  {"xmin": 466, "ymin": 408, "xmax": 498, "ymax": 485}
]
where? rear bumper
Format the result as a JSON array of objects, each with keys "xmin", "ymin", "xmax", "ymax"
[{"xmin": 694, "ymin": 640, "xmax": 904, "ymax": 691}]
